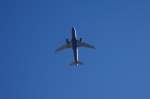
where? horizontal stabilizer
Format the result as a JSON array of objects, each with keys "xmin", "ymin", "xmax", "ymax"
[{"xmin": 70, "ymin": 61, "xmax": 83, "ymax": 66}]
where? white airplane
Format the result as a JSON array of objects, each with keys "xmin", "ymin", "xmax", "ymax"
[{"xmin": 55, "ymin": 27, "xmax": 95, "ymax": 65}]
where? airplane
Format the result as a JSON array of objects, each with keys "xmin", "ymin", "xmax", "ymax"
[{"xmin": 55, "ymin": 27, "xmax": 95, "ymax": 65}]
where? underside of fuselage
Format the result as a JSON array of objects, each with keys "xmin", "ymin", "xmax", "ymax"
[
  {"xmin": 71, "ymin": 27, "xmax": 79, "ymax": 64},
  {"xmin": 72, "ymin": 42, "xmax": 78, "ymax": 62},
  {"xmin": 71, "ymin": 28, "xmax": 78, "ymax": 63}
]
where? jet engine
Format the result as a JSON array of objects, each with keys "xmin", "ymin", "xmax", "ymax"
[
  {"xmin": 79, "ymin": 38, "xmax": 82, "ymax": 42},
  {"xmin": 66, "ymin": 38, "xmax": 70, "ymax": 44}
]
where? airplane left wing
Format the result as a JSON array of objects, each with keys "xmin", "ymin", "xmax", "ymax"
[
  {"xmin": 77, "ymin": 41, "xmax": 95, "ymax": 49},
  {"xmin": 55, "ymin": 43, "xmax": 72, "ymax": 52}
]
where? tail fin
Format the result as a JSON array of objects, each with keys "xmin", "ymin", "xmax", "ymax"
[{"xmin": 70, "ymin": 61, "xmax": 83, "ymax": 66}]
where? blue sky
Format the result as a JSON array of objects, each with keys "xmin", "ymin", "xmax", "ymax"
[{"xmin": 0, "ymin": 0, "xmax": 150, "ymax": 99}]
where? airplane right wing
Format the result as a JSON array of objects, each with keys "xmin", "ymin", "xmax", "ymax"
[
  {"xmin": 77, "ymin": 41, "xmax": 95, "ymax": 49},
  {"xmin": 55, "ymin": 43, "xmax": 72, "ymax": 52}
]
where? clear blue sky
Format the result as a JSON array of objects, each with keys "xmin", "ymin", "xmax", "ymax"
[{"xmin": 0, "ymin": 0, "xmax": 150, "ymax": 99}]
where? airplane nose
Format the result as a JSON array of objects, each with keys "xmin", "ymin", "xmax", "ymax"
[
  {"xmin": 72, "ymin": 26, "xmax": 75, "ymax": 30},
  {"xmin": 72, "ymin": 26, "xmax": 75, "ymax": 33}
]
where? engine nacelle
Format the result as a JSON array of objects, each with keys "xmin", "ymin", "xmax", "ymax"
[
  {"xmin": 79, "ymin": 38, "xmax": 82, "ymax": 42},
  {"xmin": 66, "ymin": 38, "xmax": 70, "ymax": 44}
]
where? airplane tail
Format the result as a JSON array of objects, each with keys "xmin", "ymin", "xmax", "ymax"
[{"xmin": 70, "ymin": 61, "xmax": 83, "ymax": 66}]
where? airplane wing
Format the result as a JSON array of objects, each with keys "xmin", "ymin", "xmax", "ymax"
[
  {"xmin": 77, "ymin": 41, "xmax": 95, "ymax": 49},
  {"xmin": 55, "ymin": 43, "xmax": 72, "ymax": 52}
]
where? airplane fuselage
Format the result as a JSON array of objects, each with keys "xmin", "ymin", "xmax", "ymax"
[
  {"xmin": 71, "ymin": 27, "xmax": 78, "ymax": 64},
  {"xmin": 55, "ymin": 26, "xmax": 95, "ymax": 65}
]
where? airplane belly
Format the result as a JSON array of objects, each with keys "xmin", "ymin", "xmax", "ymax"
[
  {"xmin": 72, "ymin": 40, "xmax": 78, "ymax": 63},
  {"xmin": 72, "ymin": 48, "xmax": 78, "ymax": 62}
]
